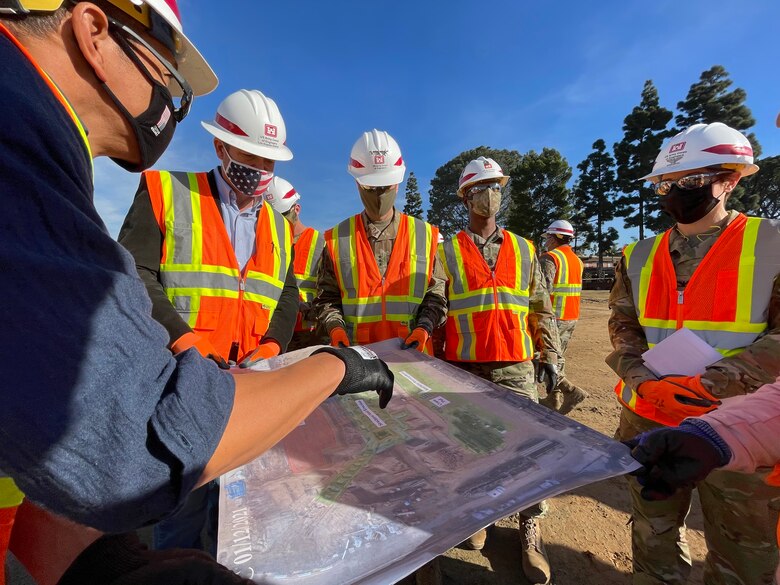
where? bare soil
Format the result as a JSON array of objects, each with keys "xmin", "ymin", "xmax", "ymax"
[{"xmin": 416, "ymin": 291, "xmax": 708, "ymax": 584}]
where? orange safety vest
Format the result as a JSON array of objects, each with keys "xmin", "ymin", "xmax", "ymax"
[
  {"xmin": 324, "ymin": 213, "xmax": 437, "ymax": 347},
  {"xmin": 439, "ymin": 229, "xmax": 535, "ymax": 362},
  {"xmin": 545, "ymin": 245, "xmax": 583, "ymax": 321},
  {"xmin": 615, "ymin": 214, "xmax": 780, "ymax": 426},
  {"xmin": 146, "ymin": 170, "xmax": 293, "ymax": 362},
  {"xmin": 293, "ymin": 227, "xmax": 324, "ymax": 332}
]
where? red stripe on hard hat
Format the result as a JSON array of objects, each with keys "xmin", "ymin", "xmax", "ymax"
[
  {"xmin": 555, "ymin": 227, "xmax": 574, "ymax": 235},
  {"xmin": 394, "ymin": 157, "xmax": 403, "ymax": 167},
  {"xmin": 282, "ymin": 188, "xmax": 298, "ymax": 200},
  {"xmin": 702, "ymin": 144, "xmax": 753, "ymax": 156},
  {"xmin": 460, "ymin": 172, "xmax": 477, "ymax": 185},
  {"xmin": 215, "ymin": 113, "xmax": 249, "ymax": 137},
  {"xmin": 350, "ymin": 158, "xmax": 365, "ymax": 169},
  {"xmin": 162, "ymin": 0, "xmax": 182, "ymax": 22}
]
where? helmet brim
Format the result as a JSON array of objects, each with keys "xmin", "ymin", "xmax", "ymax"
[
  {"xmin": 640, "ymin": 162, "xmax": 759, "ymax": 182},
  {"xmin": 173, "ymin": 31, "xmax": 218, "ymax": 98},
  {"xmin": 349, "ymin": 166, "xmax": 406, "ymax": 187},
  {"xmin": 457, "ymin": 175, "xmax": 509, "ymax": 197},
  {"xmin": 201, "ymin": 121, "xmax": 294, "ymax": 161}
]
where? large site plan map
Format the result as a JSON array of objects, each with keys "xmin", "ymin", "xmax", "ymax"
[{"xmin": 217, "ymin": 340, "xmax": 638, "ymax": 584}]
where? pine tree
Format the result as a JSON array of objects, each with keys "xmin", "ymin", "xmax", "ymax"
[
  {"xmin": 675, "ymin": 65, "xmax": 761, "ymax": 212},
  {"xmin": 741, "ymin": 155, "xmax": 780, "ymax": 219},
  {"xmin": 402, "ymin": 172, "xmax": 424, "ymax": 219},
  {"xmin": 613, "ymin": 80, "xmax": 674, "ymax": 239},
  {"xmin": 573, "ymin": 139, "xmax": 618, "ymax": 279},
  {"xmin": 427, "ymin": 147, "xmax": 522, "ymax": 237},
  {"xmin": 505, "ymin": 148, "xmax": 573, "ymax": 243}
]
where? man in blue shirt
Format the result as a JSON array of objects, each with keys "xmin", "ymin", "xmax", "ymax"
[{"xmin": 0, "ymin": 0, "xmax": 393, "ymax": 581}]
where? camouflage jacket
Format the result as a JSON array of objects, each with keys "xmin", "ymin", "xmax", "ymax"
[
  {"xmin": 313, "ymin": 210, "xmax": 448, "ymax": 335},
  {"xmin": 607, "ymin": 211, "xmax": 780, "ymax": 397}
]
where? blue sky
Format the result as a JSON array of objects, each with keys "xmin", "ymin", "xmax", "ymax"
[{"xmin": 94, "ymin": 0, "xmax": 780, "ymax": 245}]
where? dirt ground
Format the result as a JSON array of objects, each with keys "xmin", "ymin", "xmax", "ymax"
[
  {"xmin": 403, "ymin": 290, "xmax": 708, "ymax": 585},
  {"xmin": 7, "ymin": 291, "xmax": 709, "ymax": 585}
]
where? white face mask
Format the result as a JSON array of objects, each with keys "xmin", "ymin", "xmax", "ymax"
[{"xmin": 222, "ymin": 152, "xmax": 273, "ymax": 197}]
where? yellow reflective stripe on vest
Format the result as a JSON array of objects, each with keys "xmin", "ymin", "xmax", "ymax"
[{"xmin": 297, "ymin": 230, "xmax": 324, "ymax": 299}]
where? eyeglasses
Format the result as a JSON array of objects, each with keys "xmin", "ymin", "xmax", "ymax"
[
  {"xmin": 653, "ymin": 171, "xmax": 731, "ymax": 196},
  {"xmin": 465, "ymin": 182, "xmax": 502, "ymax": 197},
  {"xmin": 107, "ymin": 16, "xmax": 194, "ymax": 122},
  {"xmin": 360, "ymin": 185, "xmax": 393, "ymax": 194}
]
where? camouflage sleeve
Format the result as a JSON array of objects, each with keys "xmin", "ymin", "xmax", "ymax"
[
  {"xmin": 605, "ymin": 256, "xmax": 657, "ymax": 390},
  {"xmin": 702, "ymin": 274, "xmax": 780, "ymax": 398},
  {"xmin": 414, "ymin": 254, "xmax": 448, "ymax": 334},
  {"xmin": 528, "ymin": 255, "xmax": 561, "ymax": 365},
  {"xmin": 312, "ymin": 247, "xmax": 346, "ymax": 335},
  {"xmin": 539, "ymin": 252, "xmax": 558, "ymax": 289}
]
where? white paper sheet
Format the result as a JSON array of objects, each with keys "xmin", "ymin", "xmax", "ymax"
[{"xmin": 642, "ymin": 328, "xmax": 723, "ymax": 377}]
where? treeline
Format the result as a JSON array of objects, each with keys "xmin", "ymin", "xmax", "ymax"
[{"xmin": 403, "ymin": 65, "xmax": 779, "ymax": 272}]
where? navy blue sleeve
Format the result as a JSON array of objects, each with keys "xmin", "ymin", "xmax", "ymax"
[{"xmin": 0, "ymin": 34, "xmax": 235, "ymax": 532}]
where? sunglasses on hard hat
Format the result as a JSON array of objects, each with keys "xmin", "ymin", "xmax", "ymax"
[
  {"xmin": 107, "ymin": 15, "xmax": 193, "ymax": 122},
  {"xmin": 465, "ymin": 182, "xmax": 502, "ymax": 198},
  {"xmin": 653, "ymin": 171, "xmax": 732, "ymax": 196}
]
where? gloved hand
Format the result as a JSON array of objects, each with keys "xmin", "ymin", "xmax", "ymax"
[
  {"xmin": 329, "ymin": 327, "xmax": 350, "ymax": 348},
  {"xmin": 624, "ymin": 422, "xmax": 731, "ymax": 501},
  {"xmin": 637, "ymin": 375, "xmax": 721, "ymax": 423},
  {"xmin": 311, "ymin": 345, "xmax": 394, "ymax": 409},
  {"xmin": 535, "ymin": 362, "xmax": 558, "ymax": 394},
  {"xmin": 171, "ymin": 332, "xmax": 229, "ymax": 370},
  {"xmin": 57, "ymin": 532, "xmax": 254, "ymax": 585},
  {"xmin": 401, "ymin": 327, "xmax": 429, "ymax": 352},
  {"xmin": 238, "ymin": 340, "xmax": 281, "ymax": 369}
]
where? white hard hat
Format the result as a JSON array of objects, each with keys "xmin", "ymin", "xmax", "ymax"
[
  {"xmin": 347, "ymin": 130, "xmax": 406, "ymax": 187},
  {"xmin": 10, "ymin": 0, "xmax": 218, "ymax": 97},
  {"xmin": 264, "ymin": 176, "xmax": 300, "ymax": 214},
  {"xmin": 546, "ymin": 220, "xmax": 575, "ymax": 237},
  {"xmin": 457, "ymin": 157, "xmax": 509, "ymax": 197},
  {"xmin": 642, "ymin": 122, "xmax": 759, "ymax": 182},
  {"xmin": 201, "ymin": 90, "xmax": 293, "ymax": 161}
]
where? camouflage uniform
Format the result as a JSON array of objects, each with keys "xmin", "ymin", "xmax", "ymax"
[
  {"xmin": 539, "ymin": 253, "xmax": 582, "ymax": 395},
  {"xmin": 608, "ymin": 210, "xmax": 780, "ymax": 585},
  {"xmin": 450, "ymin": 227, "xmax": 561, "ymax": 518},
  {"xmin": 313, "ymin": 210, "xmax": 448, "ymax": 338}
]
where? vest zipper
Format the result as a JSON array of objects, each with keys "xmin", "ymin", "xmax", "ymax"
[
  {"xmin": 381, "ymin": 275, "xmax": 387, "ymax": 327},
  {"xmin": 676, "ymin": 289, "xmax": 684, "ymax": 329}
]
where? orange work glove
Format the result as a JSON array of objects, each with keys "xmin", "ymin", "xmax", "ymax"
[
  {"xmin": 637, "ymin": 375, "xmax": 721, "ymax": 424},
  {"xmin": 171, "ymin": 332, "xmax": 229, "ymax": 370},
  {"xmin": 401, "ymin": 327, "xmax": 430, "ymax": 352},
  {"xmin": 239, "ymin": 340, "xmax": 281, "ymax": 369},
  {"xmin": 329, "ymin": 327, "xmax": 350, "ymax": 348}
]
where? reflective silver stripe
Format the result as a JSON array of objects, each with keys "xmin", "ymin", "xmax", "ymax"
[
  {"xmin": 386, "ymin": 300, "xmax": 413, "ymax": 317},
  {"xmin": 621, "ymin": 384, "xmax": 633, "ymax": 405},
  {"xmin": 244, "ymin": 279, "xmax": 285, "ymax": 301},
  {"xmin": 553, "ymin": 284, "xmax": 582, "ymax": 293},
  {"xmin": 160, "ymin": 270, "xmax": 238, "ymax": 291},
  {"xmin": 751, "ymin": 218, "xmax": 780, "ymax": 323},
  {"xmin": 497, "ymin": 291, "xmax": 529, "ymax": 307},
  {"xmin": 450, "ymin": 291, "xmax": 493, "ymax": 312},
  {"xmin": 457, "ymin": 313, "xmax": 473, "ymax": 360},
  {"xmin": 169, "ymin": 171, "xmax": 196, "ymax": 265},
  {"xmin": 643, "ymin": 326, "xmax": 760, "ymax": 351},
  {"xmin": 343, "ymin": 302, "xmax": 383, "ymax": 319},
  {"xmin": 441, "ymin": 238, "xmax": 466, "ymax": 295},
  {"xmin": 508, "ymin": 232, "xmax": 533, "ymax": 291},
  {"xmin": 410, "ymin": 216, "xmax": 431, "ymax": 300},
  {"xmin": 625, "ymin": 236, "xmax": 659, "ymax": 312},
  {"xmin": 334, "ymin": 217, "xmax": 357, "ymax": 298},
  {"xmin": 297, "ymin": 276, "xmax": 318, "ymax": 292}
]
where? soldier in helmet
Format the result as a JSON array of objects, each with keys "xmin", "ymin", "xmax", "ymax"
[{"xmin": 609, "ymin": 122, "xmax": 780, "ymax": 584}]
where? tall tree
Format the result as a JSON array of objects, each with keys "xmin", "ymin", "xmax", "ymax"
[
  {"xmin": 675, "ymin": 65, "xmax": 761, "ymax": 212},
  {"xmin": 573, "ymin": 139, "xmax": 618, "ymax": 278},
  {"xmin": 613, "ymin": 80, "xmax": 674, "ymax": 239},
  {"xmin": 505, "ymin": 148, "xmax": 573, "ymax": 244},
  {"xmin": 427, "ymin": 147, "xmax": 522, "ymax": 237},
  {"xmin": 741, "ymin": 155, "xmax": 780, "ymax": 219},
  {"xmin": 402, "ymin": 172, "xmax": 424, "ymax": 219}
]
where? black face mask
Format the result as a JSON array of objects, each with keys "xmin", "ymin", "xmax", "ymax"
[
  {"xmin": 659, "ymin": 184, "xmax": 720, "ymax": 225},
  {"xmin": 104, "ymin": 29, "xmax": 177, "ymax": 172}
]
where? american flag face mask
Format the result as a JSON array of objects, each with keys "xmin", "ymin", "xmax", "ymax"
[{"xmin": 223, "ymin": 153, "xmax": 274, "ymax": 198}]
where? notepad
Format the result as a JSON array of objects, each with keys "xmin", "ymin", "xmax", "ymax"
[{"xmin": 642, "ymin": 328, "xmax": 723, "ymax": 377}]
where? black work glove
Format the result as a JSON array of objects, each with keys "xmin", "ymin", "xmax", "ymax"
[
  {"xmin": 57, "ymin": 533, "xmax": 254, "ymax": 585},
  {"xmin": 535, "ymin": 362, "xmax": 558, "ymax": 394},
  {"xmin": 311, "ymin": 345, "xmax": 394, "ymax": 409},
  {"xmin": 624, "ymin": 422, "xmax": 731, "ymax": 501}
]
